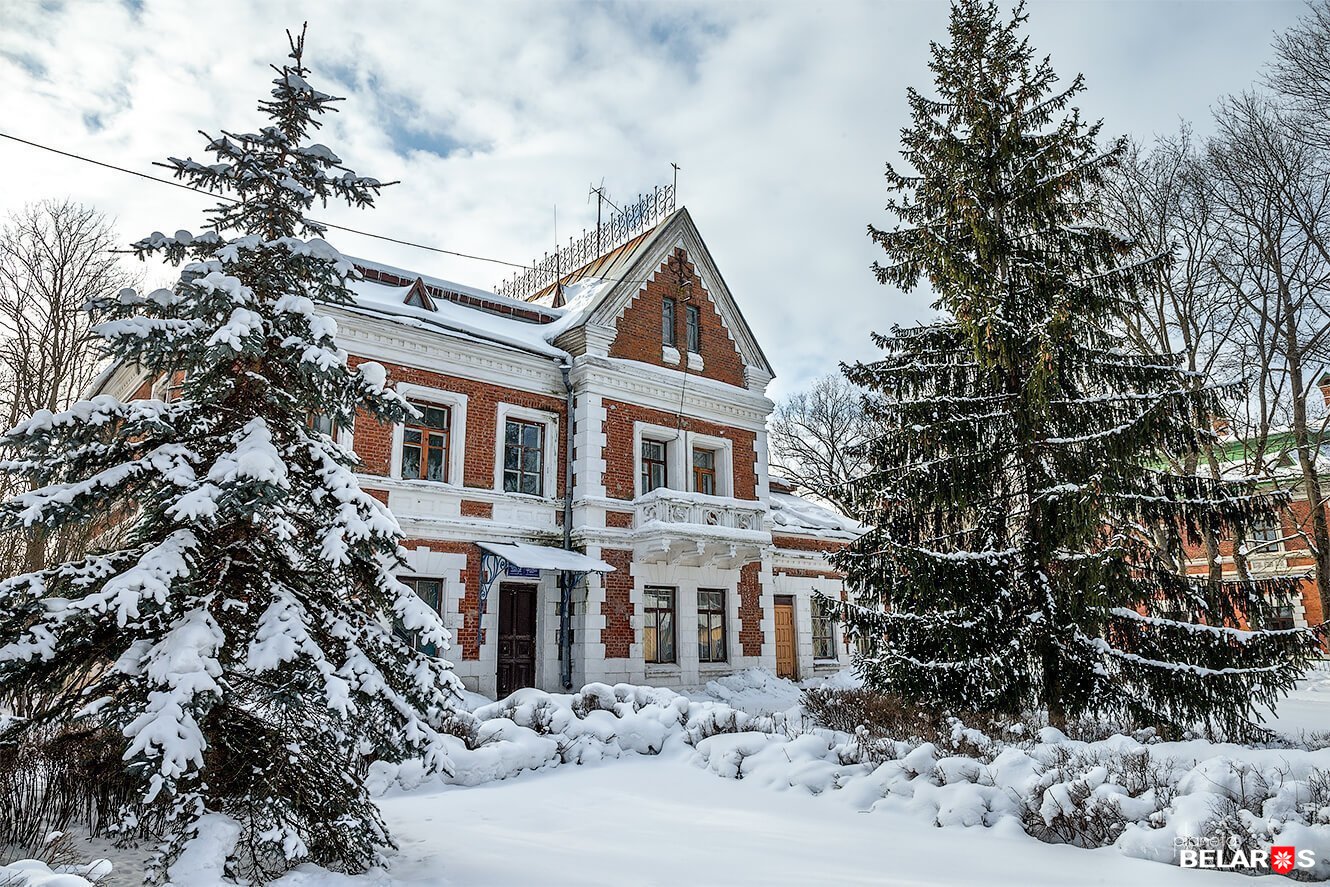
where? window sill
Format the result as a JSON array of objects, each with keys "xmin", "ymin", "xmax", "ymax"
[
  {"xmin": 662, "ymin": 345, "xmax": 682, "ymax": 365},
  {"xmin": 392, "ymin": 476, "xmax": 461, "ymax": 489},
  {"xmin": 497, "ymin": 489, "xmax": 556, "ymax": 503}
]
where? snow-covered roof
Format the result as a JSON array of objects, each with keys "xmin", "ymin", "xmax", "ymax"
[
  {"xmin": 343, "ymin": 271, "xmax": 567, "ymax": 359},
  {"xmin": 1201, "ymin": 428, "xmax": 1330, "ymax": 482},
  {"xmin": 768, "ymin": 490, "xmax": 861, "ymax": 540},
  {"xmin": 338, "ymin": 255, "xmax": 635, "ymax": 363},
  {"xmin": 349, "ymin": 255, "xmax": 561, "ymax": 320},
  {"xmin": 333, "ymin": 209, "xmax": 775, "ymax": 380}
]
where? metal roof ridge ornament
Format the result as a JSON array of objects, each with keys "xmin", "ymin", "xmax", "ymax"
[{"xmin": 495, "ymin": 183, "xmax": 676, "ymax": 301}]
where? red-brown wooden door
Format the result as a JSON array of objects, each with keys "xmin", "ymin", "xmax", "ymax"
[
  {"xmin": 497, "ymin": 584, "xmax": 537, "ymax": 698},
  {"xmin": 774, "ymin": 597, "xmax": 797, "ymax": 680}
]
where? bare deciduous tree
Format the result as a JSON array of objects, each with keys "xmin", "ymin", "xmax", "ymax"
[
  {"xmin": 1206, "ymin": 92, "xmax": 1330, "ymax": 621},
  {"xmin": 768, "ymin": 373, "xmax": 873, "ymax": 514},
  {"xmin": 0, "ymin": 200, "xmax": 132, "ymax": 576},
  {"xmin": 1100, "ymin": 130, "xmax": 1239, "ymax": 583},
  {"xmin": 1270, "ymin": 0, "xmax": 1330, "ymax": 144}
]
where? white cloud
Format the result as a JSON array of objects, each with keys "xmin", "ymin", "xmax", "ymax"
[{"xmin": 0, "ymin": 0, "xmax": 1305, "ymax": 399}]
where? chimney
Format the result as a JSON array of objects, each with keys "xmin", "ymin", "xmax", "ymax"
[{"xmin": 1319, "ymin": 373, "xmax": 1330, "ymax": 408}]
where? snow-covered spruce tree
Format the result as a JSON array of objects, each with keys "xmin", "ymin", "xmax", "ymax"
[
  {"xmin": 0, "ymin": 29, "xmax": 461, "ymax": 881},
  {"xmin": 833, "ymin": 0, "xmax": 1319, "ymax": 739}
]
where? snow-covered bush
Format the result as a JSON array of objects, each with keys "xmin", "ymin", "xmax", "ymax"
[
  {"xmin": 1017, "ymin": 745, "xmax": 1174, "ymax": 848},
  {"xmin": 802, "ymin": 687, "xmax": 944, "ymax": 743},
  {"xmin": 0, "ymin": 725, "xmax": 133, "ymax": 862},
  {"xmin": 0, "ymin": 857, "xmax": 110, "ymax": 887}
]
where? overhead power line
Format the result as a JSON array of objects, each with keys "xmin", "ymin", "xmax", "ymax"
[
  {"xmin": 0, "ymin": 130, "xmax": 529, "ymax": 269},
  {"xmin": 0, "ymin": 130, "xmax": 687, "ymax": 294}
]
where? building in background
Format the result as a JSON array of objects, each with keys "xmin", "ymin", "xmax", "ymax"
[{"xmin": 1184, "ymin": 422, "xmax": 1330, "ymax": 639}]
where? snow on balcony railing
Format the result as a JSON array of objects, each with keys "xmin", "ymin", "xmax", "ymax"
[{"xmin": 634, "ymin": 487, "xmax": 765, "ymax": 534}]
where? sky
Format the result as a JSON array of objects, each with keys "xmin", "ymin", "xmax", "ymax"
[{"xmin": 0, "ymin": 0, "xmax": 1309, "ymax": 399}]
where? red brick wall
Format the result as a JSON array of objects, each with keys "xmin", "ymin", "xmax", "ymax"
[
  {"xmin": 601, "ymin": 399, "xmax": 758, "ymax": 501},
  {"xmin": 1298, "ymin": 576, "xmax": 1325, "ymax": 628},
  {"xmin": 1179, "ymin": 497, "xmax": 1328, "ymax": 634},
  {"xmin": 601, "ymin": 548, "xmax": 634, "ymax": 658},
  {"xmin": 605, "ymin": 510, "xmax": 634, "ymax": 529},
  {"xmin": 348, "ymin": 356, "xmax": 566, "ymax": 497},
  {"xmin": 738, "ymin": 561, "xmax": 763, "ymax": 657},
  {"xmin": 771, "ymin": 534, "xmax": 849, "ymax": 554},
  {"xmin": 460, "ymin": 500, "xmax": 493, "ymax": 519},
  {"xmin": 775, "ymin": 568, "xmax": 845, "ymax": 580},
  {"xmin": 608, "ymin": 248, "xmax": 746, "ymax": 388},
  {"xmin": 400, "ymin": 538, "xmax": 483, "ymax": 660}
]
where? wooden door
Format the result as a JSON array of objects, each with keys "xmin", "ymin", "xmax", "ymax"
[
  {"xmin": 774, "ymin": 597, "xmax": 797, "ymax": 680},
  {"xmin": 497, "ymin": 584, "xmax": 537, "ymax": 698}
]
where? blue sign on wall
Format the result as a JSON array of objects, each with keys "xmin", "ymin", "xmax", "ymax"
[{"xmin": 506, "ymin": 564, "xmax": 540, "ymax": 578}]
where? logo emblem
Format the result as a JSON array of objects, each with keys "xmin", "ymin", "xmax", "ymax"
[{"xmin": 1270, "ymin": 847, "xmax": 1297, "ymax": 875}]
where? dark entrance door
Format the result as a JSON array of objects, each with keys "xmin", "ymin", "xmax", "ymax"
[{"xmin": 497, "ymin": 583, "xmax": 537, "ymax": 698}]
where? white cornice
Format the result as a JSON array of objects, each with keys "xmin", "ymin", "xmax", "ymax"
[
  {"xmin": 330, "ymin": 307, "xmax": 566, "ymax": 396},
  {"xmin": 572, "ymin": 355, "xmax": 772, "ymax": 431}
]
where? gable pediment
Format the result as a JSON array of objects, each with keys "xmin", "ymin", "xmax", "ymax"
[{"xmin": 587, "ymin": 209, "xmax": 773, "ymax": 382}]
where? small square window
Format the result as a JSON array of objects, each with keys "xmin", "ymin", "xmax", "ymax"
[
  {"xmin": 1248, "ymin": 516, "xmax": 1283, "ymax": 551},
  {"xmin": 394, "ymin": 577, "xmax": 444, "ymax": 655},
  {"xmin": 308, "ymin": 412, "xmax": 337, "ymax": 437},
  {"xmin": 403, "ymin": 403, "xmax": 450, "ymax": 482}
]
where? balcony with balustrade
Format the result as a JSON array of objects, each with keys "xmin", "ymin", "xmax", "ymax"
[{"xmin": 631, "ymin": 487, "xmax": 769, "ymax": 567}]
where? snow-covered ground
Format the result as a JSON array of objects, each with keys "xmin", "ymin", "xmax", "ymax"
[
  {"xmin": 6, "ymin": 666, "xmax": 1330, "ymax": 886},
  {"xmin": 1259, "ymin": 660, "xmax": 1330, "ymax": 741},
  {"xmin": 367, "ymin": 755, "xmax": 1256, "ymax": 887}
]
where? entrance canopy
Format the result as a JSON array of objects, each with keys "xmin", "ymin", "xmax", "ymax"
[
  {"xmin": 476, "ymin": 541, "xmax": 615, "ymax": 574},
  {"xmin": 476, "ymin": 542, "xmax": 615, "ymax": 615}
]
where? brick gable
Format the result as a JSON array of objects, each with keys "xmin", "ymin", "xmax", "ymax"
[{"xmin": 608, "ymin": 247, "xmax": 746, "ymax": 388}]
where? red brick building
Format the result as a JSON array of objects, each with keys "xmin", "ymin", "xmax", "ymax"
[
  {"xmin": 106, "ymin": 204, "xmax": 859, "ymax": 697},
  {"xmin": 1183, "ymin": 428, "xmax": 1330, "ymax": 636}
]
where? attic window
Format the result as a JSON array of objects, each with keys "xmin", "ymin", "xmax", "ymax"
[{"xmin": 403, "ymin": 278, "xmax": 437, "ymax": 311}]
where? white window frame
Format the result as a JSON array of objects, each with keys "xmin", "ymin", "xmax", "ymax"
[
  {"xmin": 1246, "ymin": 515, "xmax": 1286, "ymax": 555},
  {"xmin": 151, "ymin": 372, "xmax": 185, "ymax": 403},
  {"xmin": 494, "ymin": 403, "xmax": 559, "ymax": 499},
  {"xmin": 811, "ymin": 595, "xmax": 838, "ymax": 662},
  {"xmin": 687, "ymin": 432, "xmax": 733, "ymax": 498},
  {"xmin": 388, "ymin": 383, "xmax": 468, "ymax": 486},
  {"xmin": 634, "ymin": 422, "xmax": 685, "ymax": 499}
]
